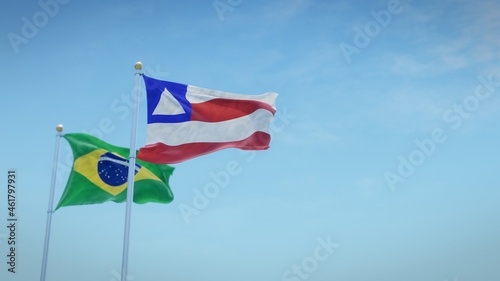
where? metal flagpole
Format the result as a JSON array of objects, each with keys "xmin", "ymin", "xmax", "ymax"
[
  {"xmin": 120, "ymin": 62, "xmax": 143, "ymax": 281},
  {"xmin": 40, "ymin": 124, "xmax": 64, "ymax": 281}
]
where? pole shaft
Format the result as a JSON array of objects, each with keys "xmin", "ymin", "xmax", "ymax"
[
  {"xmin": 120, "ymin": 71, "xmax": 142, "ymax": 281},
  {"xmin": 40, "ymin": 130, "xmax": 62, "ymax": 281}
]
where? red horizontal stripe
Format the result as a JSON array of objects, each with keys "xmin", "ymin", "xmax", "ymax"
[
  {"xmin": 190, "ymin": 98, "xmax": 276, "ymax": 122},
  {"xmin": 137, "ymin": 131, "xmax": 271, "ymax": 164}
]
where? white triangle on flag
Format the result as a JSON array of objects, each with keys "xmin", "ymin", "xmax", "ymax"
[{"xmin": 152, "ymin": 87, "xmax": 186, "ymax": 115}]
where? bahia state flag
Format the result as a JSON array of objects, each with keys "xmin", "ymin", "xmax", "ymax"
[
  {"xmin": 56, "ymin": 133, "xmax": 174, "ymax": 209},
  {"xmin": 137, "ymin": 75, "xmax": 278, "ymax": 164}
]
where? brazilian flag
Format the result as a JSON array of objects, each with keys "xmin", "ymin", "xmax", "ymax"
[{"xmin": 56, "ymin": 133, "xmax": 174, "ymax": 209}]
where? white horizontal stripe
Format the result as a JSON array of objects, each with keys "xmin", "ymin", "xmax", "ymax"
[
  {"xmin": 99, "ymin": 156, "xmax": 129, "ymax": 166},
  {"xmin": 187, "ymin": 85, "xmax": 278, "ymax": 109},
  {"xmin": 145, "ymin": 109, "xmax": 274, "ymax": 146},
  {"xmin": 99, "ymin": 157, "xmax": 141, "ymax": 172}
]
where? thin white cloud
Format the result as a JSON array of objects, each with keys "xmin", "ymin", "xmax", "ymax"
[
  {"xmin": 386, "ymin": 0, "xmax": 500, "ymax": 76},
  {"xmin": 368, "ymin": 89, "xmax": 453, "ymax": 133},
  {"xmin": 279, "ymin": 119, "xmax": 340, "ymax": 146},
  {"xmin": 388, "ymin": 46, "xmax": 470, "ymax": 76},
  {"xmin": 263, "ymin": 0, "xmax": 313, "ymax": 21},
  {"xmin": 389, "ymin": 55, "xmax": 431, "ymax": 75}
]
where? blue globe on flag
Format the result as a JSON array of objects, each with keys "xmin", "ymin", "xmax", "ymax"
[{"xmin": 97, "ymin": 152, "xmax": 141, "ymax": 186}]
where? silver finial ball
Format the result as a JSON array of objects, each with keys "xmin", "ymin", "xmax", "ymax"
[
  {"xmin": 135, "ymin": 62, "xmax": 143, "ymax": 70},
  {"xmin": 56, "ymin": 124, "xmax": 63, "ymax": 132}
]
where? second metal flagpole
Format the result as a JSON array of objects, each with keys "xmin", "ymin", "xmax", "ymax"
[
  {"xmin": 40, "ymin": 124, "xmax": 63, "ymax": 281},
  {"xmin": 120, "ymin": 62, "xmax": 143, "ymax": 281}
]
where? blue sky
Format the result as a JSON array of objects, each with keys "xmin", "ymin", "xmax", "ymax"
[{"xmin": 1, "ymin": 0, "xmax": 500, "ymax": 280}]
